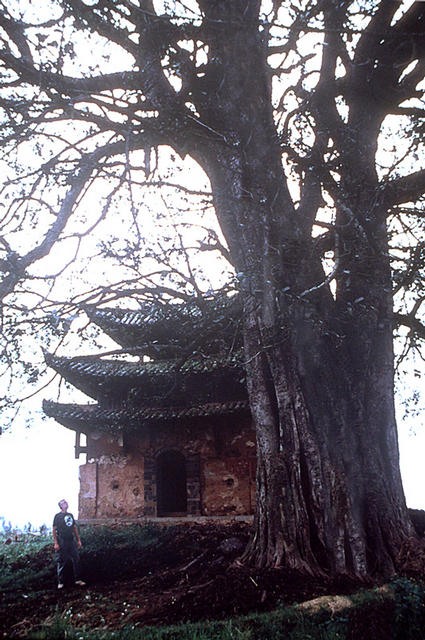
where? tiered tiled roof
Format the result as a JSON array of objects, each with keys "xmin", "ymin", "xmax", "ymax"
[
  {"xmin": 43, "ymin": 399, "xmax": 250, "ymax": 434},
  {"xmin": 45, "ymin": 352, "xmax": 246, "ymax": 403},
  {"xmin": 85, "ymin": 294, "xmax": 243, "ymax": 356},
  {"xmin": 44, "ymin": 295, "xmax": 250, "ymax": 434}
]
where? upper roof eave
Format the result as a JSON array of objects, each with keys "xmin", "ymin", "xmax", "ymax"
[
  {"xmin": 45, "ymin": 352, "xmax": 243, "ymax": 377},
  {"xmin": 85, "ymin": 295, "xmax": 242, "ymax": 350}
]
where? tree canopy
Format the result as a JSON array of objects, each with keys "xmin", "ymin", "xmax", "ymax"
[
  {"xmin": 1, "ymin": 0, "xmax": 425, "ymax": 576},
  {"xmin": 0, "ymin": 0, "xmax": 423, "ymax": 353}
]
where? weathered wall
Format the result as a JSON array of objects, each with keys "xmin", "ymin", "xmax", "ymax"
[
  {"xmin": 96, "ymin": 454, "xmax": 144, "ymax": 518},
  {"xmin": 202, "ymin": 457, "xmax": 256, "ymax": 516},
  {"xmin": 79, "ymin": 461, "xmax": 97, "ymax": 519},
  {"xmin": 79, "ymin": 454, "xmax": 144, "ymax": 519},
  {"xmin": 79, "ymin": 416, "xmax": 256, "ymax": 520}
]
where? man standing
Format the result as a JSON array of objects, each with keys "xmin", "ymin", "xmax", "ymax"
[{"xmin": 53, "ymin": 499, "xmax": 86, "ymax": 590}]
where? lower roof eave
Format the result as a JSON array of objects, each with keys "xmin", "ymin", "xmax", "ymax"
[{"xmin": 43, "ymin": 399, "xmax": 251, "ymax": 435}]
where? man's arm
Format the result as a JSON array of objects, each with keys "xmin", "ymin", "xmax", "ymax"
[{"xmin": 52, "ymin": 526, "xmax": 60, "ymax": 551}]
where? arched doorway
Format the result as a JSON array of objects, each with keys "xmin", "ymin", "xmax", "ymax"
[{"xmin": 156, "ymin": 450, "xmax": 187, "ymax": 516}]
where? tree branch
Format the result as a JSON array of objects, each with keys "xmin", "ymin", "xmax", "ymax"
[
  {"xmin": 0, "ymin": 8, "xmax": 35, "ymax": 65},
  {"xmin": 394, "ymin": 312, "xmax": 425, "ymax": 341},
  {"xmin": 0, "ymin": 140, "xmax": 132, "ymax": 302},
  {"xmin": 382, "ymin": 169, "xmax": 425, "ymax": 209}
]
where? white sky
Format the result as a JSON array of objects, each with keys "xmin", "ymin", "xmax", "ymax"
[
  {"xmin": 0, "ymin": 417, "xmax": 80, "ymax": 530},
  {"xmin": 398, "ymin": 415, "xmax": 425, "ymax": 511}
]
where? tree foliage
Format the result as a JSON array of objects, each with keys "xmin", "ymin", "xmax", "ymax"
[
  {"xmin": 0, "ymin": 1, "xmax": 424, "ymax": 363},
  {"xmin": 0, "ymin": 0, "xmax": 423, "ymax": 351}
]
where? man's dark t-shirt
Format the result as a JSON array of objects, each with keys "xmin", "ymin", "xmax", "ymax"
[{"xmin": 53, "ymin": 512, "xmax": 76, "ymax": 546}]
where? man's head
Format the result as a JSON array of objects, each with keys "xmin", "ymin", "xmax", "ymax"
[{"xmin": 58, "ymin": 499, "xmax": 68, "ymax": 512}]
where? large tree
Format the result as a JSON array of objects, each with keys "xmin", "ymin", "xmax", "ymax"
[{"xmin": 1, "ymin": 0, "xmax": 425, "ymax": 578}]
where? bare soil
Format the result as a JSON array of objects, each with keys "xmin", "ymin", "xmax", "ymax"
[{"xmin": 1, "ymin": 520, "xmax": 422, "ymax": 638}]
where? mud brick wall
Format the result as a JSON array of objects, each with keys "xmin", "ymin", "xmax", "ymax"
[{"xmin": 78, "ymin": 416, "xmax": 256, "ymax": 519}]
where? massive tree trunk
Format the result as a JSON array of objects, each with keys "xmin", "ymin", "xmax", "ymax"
[
  {"xmin": 240, "ymin": 289, "xmax": 411, "ymax": 578},
  {"xmin": 190, "ymin": 0, "xmax": 413, "ymax": 578}
]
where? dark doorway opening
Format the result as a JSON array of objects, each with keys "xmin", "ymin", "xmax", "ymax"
[{"xmin": 156, "ymin": 450, "xmax": 187, "ymax": 516}]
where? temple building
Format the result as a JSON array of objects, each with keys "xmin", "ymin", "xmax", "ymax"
[{"xmin": 43, "ymin": 297, "xmax": 256, "ymax": 521}]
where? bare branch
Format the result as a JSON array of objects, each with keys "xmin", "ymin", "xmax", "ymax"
[
  {"xmin": 394, "ymin": 311, "xmax": 425, "ymax": 341},
  {"xmin": 382, "ymin": 170, "xmax": 425, "ymax": 210}
]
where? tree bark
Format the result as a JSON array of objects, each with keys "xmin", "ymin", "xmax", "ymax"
[
  {"xmin": 239, "ymin": 296, "xmax": 413, "ymax": 578},
  {"xmin": 198, "ymin": 133, "xmax": 413, "ymax": 577},
  {"xmin": 235, "ymin": 196, "xmax": 412, "ymax": 577},
  {"xmin": 186, "ymin": 1, "xmax": 415, "ymax": 579}
]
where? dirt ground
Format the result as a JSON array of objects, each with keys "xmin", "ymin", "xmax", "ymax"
[{"xmin": 1, "ymin": 520, "xmax": 422, "ymax": 638}]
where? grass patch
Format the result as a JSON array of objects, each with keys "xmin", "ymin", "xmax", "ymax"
[
  {"xmin": 3, "ymin": 525, "xmax": 425, "ymax": 640},
  {"xmin": 79, "ymin": 522, "xmax": 170, "ymax": 556},
  {"xmin": 0, "ymin": 530, "xmax": 52, "ymax": 561},
  {"xmin": 79, "ymin": 523, "xmax": 179, "ymax": 581},
  {"xmin": 27, "ymin": 579, "xmax": 425, "ymax": 640},
  {"xmin": 0, "ymin": 531, "xmax": 54, "ymax": 593},
  {"xmin": 0, "ymin": 523, "xmax": 172, "ymax": 594}
]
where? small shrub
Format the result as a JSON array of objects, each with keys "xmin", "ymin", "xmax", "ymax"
[
  {"xmin": 79, "ymin": 523, "xmax": 180, "ymax": 582},
  {"xmin": 392, "ymin": 577, "xmax": 425, "ymax": 640}
]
